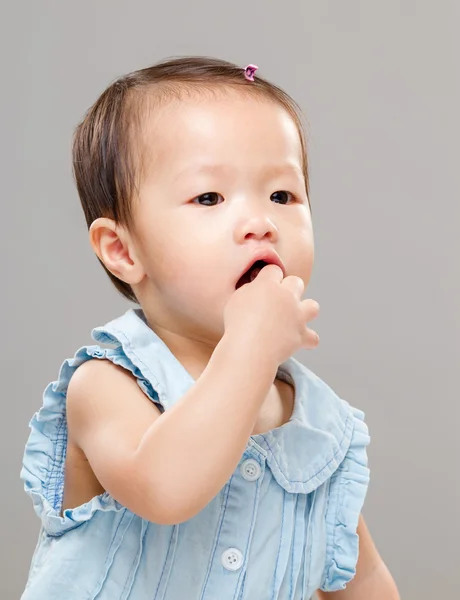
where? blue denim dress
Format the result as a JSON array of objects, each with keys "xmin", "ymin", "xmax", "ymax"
[{"xmin": 20, "ymin": 308, "xmax": 370, "ymax": 599}]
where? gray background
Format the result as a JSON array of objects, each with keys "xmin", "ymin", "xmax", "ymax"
[{"xmin": 1, "ymin": 1, "xmax": 458, "ymax": 598}]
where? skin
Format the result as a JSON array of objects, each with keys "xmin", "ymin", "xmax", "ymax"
[
  {"xmin": 89, "ymin": 89, "xmax": 399, "ymax": 598},
  {"xmin": 89, "ymin": 90, "xmax": 314, "ymax": 380}
]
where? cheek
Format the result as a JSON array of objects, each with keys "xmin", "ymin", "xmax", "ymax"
[
  {"xmin": 155, "ymin": 222, "xmax": 227, "ymax": 283},
  {"xmin": 152, "ymin": 241, "xmax": 223, "ymax": 299},
  {"xmin": 290, "ymin": 232, "xmax": 314, "ymax": 280},
  {"xmin": 133, "ymin": 213, "xmax": 224, "ymax": 302}
]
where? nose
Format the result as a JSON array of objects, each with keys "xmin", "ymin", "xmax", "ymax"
[{"xmin": 234, "ymin": 213, "xmax": 279, "ymax": 243}]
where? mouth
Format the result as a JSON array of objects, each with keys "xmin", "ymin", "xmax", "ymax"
[
  {"xmin": 235, "ymin": 253, "xmax": 285, "ymax": 290},
  {"xmin": 236, "ymin": 260, "xmax": 269, "ymax": 289}
]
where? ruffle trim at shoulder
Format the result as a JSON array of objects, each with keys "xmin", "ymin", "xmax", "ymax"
[
  {"xmin": 319, "ymin": 404, "xmax": 371, "ymax": 592},
  {"xmin": 20, "ymin": 344, "xmax": 160, "ymax": 536}
]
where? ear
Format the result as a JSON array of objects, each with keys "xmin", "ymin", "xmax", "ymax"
[{"xmin": 89, "ymin": 217, "xmax": 146, "ymax": 285}]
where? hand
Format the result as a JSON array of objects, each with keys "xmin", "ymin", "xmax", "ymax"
[{"xmin": 223, "ymin": 264, "xmax": 320, "ymax": 366}]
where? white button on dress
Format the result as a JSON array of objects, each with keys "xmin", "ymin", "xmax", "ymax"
[
  {"xmin": 240, "ymin": 458, "xmax": 261, "ymax": 482},
  {"xmin": 221, "ymin": 548, "xmax": 244, "ymax": 571}
]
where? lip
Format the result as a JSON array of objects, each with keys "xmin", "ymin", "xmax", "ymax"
[{"xmin": 236, "ymin": 249, "xmax": 286, "ymax": 288}]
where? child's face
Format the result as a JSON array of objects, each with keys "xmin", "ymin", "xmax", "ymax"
[{"xmin": 130, "ymin": 91, "xmax": 315, "ymax": 344}]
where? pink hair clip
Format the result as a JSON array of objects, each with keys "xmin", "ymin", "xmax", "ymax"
[{"xmin": 243, "ymin": 64, "xmax": 259, "ymax": 81}]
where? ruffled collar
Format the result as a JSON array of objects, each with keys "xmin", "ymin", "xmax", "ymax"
[{"xmin": 92, "ymin": 308, "xmax": 355, "ymax": 494}]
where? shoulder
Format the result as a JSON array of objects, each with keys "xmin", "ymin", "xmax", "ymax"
[
  {"xmin": 66, "ymin": 357, "xmax": 162, "ymax": 447},
  {"xmin": 67, "ymin": 357, "xmax": 133, "ymax": 414},
  {"xmin": 68, "ymin": 354, "xmax": 133, "ymax": 393}
]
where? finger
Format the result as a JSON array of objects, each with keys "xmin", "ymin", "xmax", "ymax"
[
  {"xmin": 302, "ymin": 327, "xmax": 320, "ymax": 349},
  {"xmin": 281, "ymin": 275, "xmax": 305, "ymax": 298},
  {"xmin": 301, "ymin": 298, "xmax": 320, "ymax": 319},
  {"xmin": 257, "ymin": 263, "xmax": 284, "ymax": 282}
]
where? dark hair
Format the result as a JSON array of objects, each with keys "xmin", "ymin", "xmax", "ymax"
[{"xmin": 72, "ymin": 55, "xmax": 311, "ymax": 303}]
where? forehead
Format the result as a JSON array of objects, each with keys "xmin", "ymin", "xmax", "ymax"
[{"xmin": 141, "ymin": 90, "xmax": 303, "ymax": 181}]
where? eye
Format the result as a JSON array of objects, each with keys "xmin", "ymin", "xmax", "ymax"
[
  {"xmin": 191, "ymin": 190, "xmax": 297, "ymax": 206},
  {"xmin": 271, "ymin": 190, "xmax": 296, "ymax": 205},
  {"xmin": 191, "ymin": 192, "xmax": 223, "ymax": 206}
]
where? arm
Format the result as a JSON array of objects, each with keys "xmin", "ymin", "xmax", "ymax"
[
  {"xmin": 66, "ymin": 332, "xmax": 279, "ymax": 525},
  {"xmin": 316, "ymin": 515, "xmax": 400, "ymax": 600}
]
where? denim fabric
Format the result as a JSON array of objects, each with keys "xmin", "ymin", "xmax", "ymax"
[{"xmin": 20, "ymin": 308, "xmax": 370, "ymax": 599}]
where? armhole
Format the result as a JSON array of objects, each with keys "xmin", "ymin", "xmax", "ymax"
[{"xmin": 20, "ymin": 344, "xmax": 164, "ymax": 536}]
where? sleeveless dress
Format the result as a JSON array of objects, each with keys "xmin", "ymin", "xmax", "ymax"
[{"xmin": 20, "ymin": 307, "xmax": 370, "ymax": 599}]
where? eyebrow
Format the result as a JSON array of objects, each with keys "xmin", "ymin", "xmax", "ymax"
[{"xmin": 174, "ymin": 162, "xmax": 303, "ymax": 182}]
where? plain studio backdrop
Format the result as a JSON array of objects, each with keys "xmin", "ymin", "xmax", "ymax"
[{"xmin": 1, "ymin": 1, "xmax": 458, "ymax": 599}]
